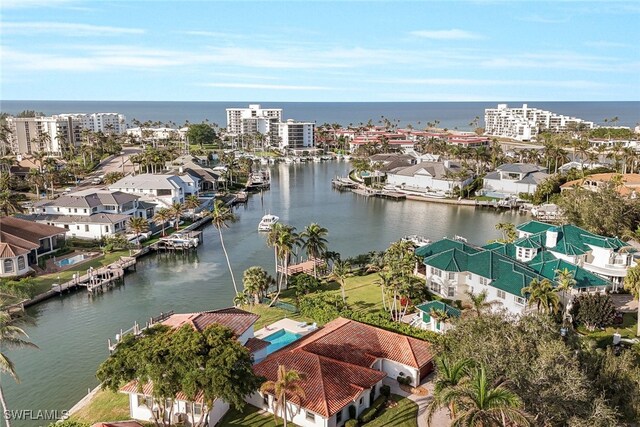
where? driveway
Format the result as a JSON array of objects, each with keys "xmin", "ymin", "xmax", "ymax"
[
  {"xmin": 382, "ymin": 375, "xmax": 450, "ymax": 427},
  {"xmin": 610, "ymin": 293, "xmax": 639, "ymax": 313}
]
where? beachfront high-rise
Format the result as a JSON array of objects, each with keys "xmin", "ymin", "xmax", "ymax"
[
  {"xmin": 484, "ymin": 103, "xmax": 595, "ymax": 141},
  {"xmin": 275, "ymin": 119, "xmax": 315, "ymax": 150},
  {"xmin": 225, "ymin": 104, "xmax": 283, "ymax": 135}
]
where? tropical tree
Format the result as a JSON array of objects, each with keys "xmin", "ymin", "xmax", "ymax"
[
  {"xmin": 259, "ymin": 365, "xmax": 306, "ymax": 427},
  {"xmin": 209, "ymin": 200, "xmax": 239, "ymax": 296},
  {"xmin": 103, "ymin": 171, "xmax": 124, "ymax": 185},
  {"xmin": 521, "ymin": 278, "xmax": 560, "ymax": 314},
  {"xmin": 624, "ymin": 262, "xmax": 640, "ymax": 336},
  {"xmin": 0, "ymin": 297, "xmax": 38, "ymax": 427},
  {"xmin": 272, "ymin": 226, "xmax": 300, "ymax": 303},
  {"xmin": 27, "ymin": 169, "xmax": 45, "ymax": 199},
  {"xmin": 554, "ymin": 268, "xmax": 576, "ymax": 318},
  {"xmin": 495, "ymin": 222, "xmax": 517, "ymax": 243},
  {"xmin": 0, "ymin": 190, "xmax": 23, "ymax": 216},
  {"xmin": 184, "ymin": 194, "xmax": 201, "ymax": 214},
  {"xmin": 152, "ymin": 208, "xmax": 172, "ymax": 236},
  {"xmin": 300, "ymin": 223, "xmax": 328, "ymax": 278},
  {"xmin": 169, "ymin": 202, "xmax": 185, "ymax": 231},
  {"xmin": 329, "ymin": 260, "xmax": 352, "ymax": 303},
  {"xmin": 242, "ymin": 266, "xmax": 273, "ymax": 305},
  {"xmin": 464, "ymin": 290, "xmax": 498, "ymax": 317},
  {"xmin": 128, "ymin": 217, "xmax": 149, "ymax": 247},
  {"xmin": 426, "ymin": 356, "xmax": 472, "ymax": 423}
]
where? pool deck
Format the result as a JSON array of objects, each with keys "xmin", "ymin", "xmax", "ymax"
[{"xmin": 254, "ymin": 318, "xmax": 317, "ymax": 340}]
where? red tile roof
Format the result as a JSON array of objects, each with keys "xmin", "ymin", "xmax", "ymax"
[
  {"xmin": 254, "ymin": 318, "xmax": 434, "ymax": 417},
  {"xmin": 245, "ymin": 337, "xmax": 269, "ymax": 352},
  {"xmin": 161, "ymin": 307, "xmax": 258, "ymax": 336},
  {"xmin": 0, "ymin": 242, "xmax": 30, "ymax": 258},
  {"xmin": 120, "ymin": 380, "xmax": 204, "ymax": 403}
]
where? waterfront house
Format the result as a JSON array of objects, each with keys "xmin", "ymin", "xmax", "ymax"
[
  {"xmin": 120, "ymin": 307, "xmax": 269, "ymax": 426},
  {"xmin": 0, "ymin": 217, "xmax": 66, "ymax": 277},
  {"xmin": 414, "ymin": 300, "xmax": 461, "ymax": 333},
  {"xmin": 248, "ymin": 317, "xmax": 434, "ymax": 427},
  {"xmin": 166, "ymin": 155, "xmax": 221, "ymax": 193},
  {"xmin": 482, "ymin": 163, "xmax": 550, "ymax": 197},
  {"xmin": 386, "ymin": 160, "xmax": 473, "ymax": 195},
  {"xmin": 27, "ymin": 189, "xmax": 151, "ymax": 240},
  {"xmin": 560, "ymin": 173, "xmax": 640, "ymax": 199},
  {"xmin": 415, "ymin": 233, "xmax": 611, "ymax": 315},
  {"xmin": 108, "ymin": 173, "xmax": 200, "ymax": 209}
]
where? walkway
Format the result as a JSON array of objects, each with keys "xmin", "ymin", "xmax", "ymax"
[
  {"xmin": 382, "ymin": 375, "xmax": 450, "ymax": 427},
  {"xmin": 611, "ymin": 293, "xmax": 639, "ymax": 313}
]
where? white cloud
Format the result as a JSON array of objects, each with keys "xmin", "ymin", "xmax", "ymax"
[
  {"xmin": 201, "ymin": 83, "xmax": 330, "ymax": 90},
  {"xmin": 410, "ymin": 29, "xmax": 483, "ymax": 40},
  {"xmin": 2, "ymin": 22, "xmax": 144, "ymax": 36},
  {"xmin": 479, "ymin": 52, "xmax": 633, "ymax": 72}
]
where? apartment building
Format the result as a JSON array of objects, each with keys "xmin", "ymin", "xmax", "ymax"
[
  {"xmin": 226, "ymin": 104, "xmax": 282, "ymax": 136},
  {"xmin": 484, "ymin": 104, "xmax": 595, "ymax": 141},
  {"xmin": 275, "ymin": 119, "xmax": 315, "ymax": 150}
]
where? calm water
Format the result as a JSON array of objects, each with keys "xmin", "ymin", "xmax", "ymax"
[
  {"xmin": 1, "ymin": 101, "xmax": 638, "ymax": 130},
  {"xmin": 4, "ymin": 162, "xmax": 526, "ymax": 426}
]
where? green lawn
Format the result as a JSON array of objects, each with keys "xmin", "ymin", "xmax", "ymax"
[
  {"xmin": 70, "ymin": 390, "xmax": 131, "ymax": 423},
  {"xmin": 243, "ymin": 304, "xmax": 311, "ymax": 330},
  {"xmin": 31, "ymin": 250, "xmax": 131, "ymax": 295},
  {"xmin": 219, "ymin": 404, "xmax": 291, "ymax": 426},
  {"xmin": 367, "ymin": 394, "xmax": 419, "ymax": 427},
  {"xmin": 473, "ymin": 195, "xmax": 500, "ymax": 202},
  {"xmin": 578, "ymin": 312, "xmax": 639, "ymax": 347}
]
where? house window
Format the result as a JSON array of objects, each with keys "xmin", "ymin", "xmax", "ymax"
[
  {"xmin": 77, "ymin": 226, "xmax": 80, "ymax": 230},
  {"xmin": 74, "ymin": 208, "xmax": 77, "ymax": 213},
  {"xmin": 306, "ymin": 411, "xmax": 315, "ymax": 421},
  {"xmin": 448, "ymin": 272, "xmax": 456, "ymax": 280},
  {"xmin": 336, "ymin": 409, "xmax": 343, "ymax": 423},
  {"xmin": 479, "ymin": 277, "xmax": 489, "ymax": 286},
  {"xmin": 359, "ymin": 397, "xmax": 363, "ymax": 405},
  {"xmin": 136, "ymin": 394, "xmax": 146, "ymax": 407},
  {"xmin": 3, "ymin": 259, "xmax": 14, "ymax": 273},
  {"xmin": 515, "ymin": 296, "xmax": 526, "ymax": 305},
  {"xmin": 83, "ymin": 208, "xmax": 87, "ymax": 213},
  {"xmin": 193, "ymin": 403, "xmax": 202, "ymax": 416},
  {"xmin": 467, "ymin": 273, "xmax": 472, "ymax": 280},
  {"xmin": 56, "ymin": 207, "xmax": 60, "ymax": 212},
  {"xmin": 497, "ymin": 290, "xmax": 506, "ymax": 299},
  {"xmin": 448, "ymin": 286, "xmax": 455, "ymax": 297},
  {"xmin": 17, "ymin": 257, "xmax": 25, "ymax": 270},
  {"xmin": 85, "ymin": 225, "xmax": 89, "ymax": 232},
  {"xmin": 430, "ymin": 267, "xmax": 441, "ymax": 276},
  {"xmin": 263, "ymin": 394, "xmax": 269, "ymax": 406}
]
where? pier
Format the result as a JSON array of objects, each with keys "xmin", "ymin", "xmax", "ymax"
[
  {"xmin": 277, "ymin": 258, "xmax": 324, "ymax": 275},
  {"xmin": 108, "ymin": 310, "xmax": 174, "ymax": 352}
]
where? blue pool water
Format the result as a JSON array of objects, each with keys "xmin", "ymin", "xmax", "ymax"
[
  {"xmin": 55, "ymin": 254, "xmax": 88, "ymax": 267},
  {"xmin": 264, "ymin": 329, "xmax": 302, "ymax": 354}
]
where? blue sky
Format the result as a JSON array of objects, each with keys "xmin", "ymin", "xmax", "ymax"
[{"xmin": 1, "ymin": 0, "xmax": 639, "ymax": 101}]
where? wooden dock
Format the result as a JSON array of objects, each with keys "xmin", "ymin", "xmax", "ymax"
[
  {"xmin": 108, "ymin": 310, "xmax": 174, "ymax": 352},
  {"xmin": 277, "ymin": 258, "xmax": 324, "ymax": 275}
]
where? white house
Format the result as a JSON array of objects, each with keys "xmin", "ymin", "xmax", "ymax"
[
  {"xmin": 413, "ymin": 301, "xmax": 461, "ymax": 333},
  {"xmin": 120, "ymin": 308, "xmax": 269, "ymax": 427},
  {"xmin": 482, "ymin": 163, "xmax": 550, "ymax": 197},
  {"xmin": 250, "ymin": 317, "xmax": 434, "ymax": 427},
  {"xmin": 29, "ymin": 189, "xmax": 149, "ymax": 240},
  {"xmin": 109, "ymin": 173, "xmax": 200, "ymax": 209},
  {"xmin": 386, "ymin": 160, "xmax": 473, "ymax": 195}
]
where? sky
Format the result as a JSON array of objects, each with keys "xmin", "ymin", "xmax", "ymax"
[{"xmin": 1, "ymin": 0, "xmax": 639, "ymax": 102}]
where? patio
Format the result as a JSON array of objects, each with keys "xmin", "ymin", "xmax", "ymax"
[{"xmin": 254, "ymin": 317, "xmax": 317, "ymax": 340}]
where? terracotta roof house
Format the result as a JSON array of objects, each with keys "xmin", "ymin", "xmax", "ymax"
[
  {"xmin": 119, "ymin": 307, "xmax": 268, "ymax": 427},
  {"xmin": 248, "ymin": 317, "xmax": 435, "ymax": 427},
  {"xmin": 0, "ymin": 216, "xmax": 66, "ymax": 277},
  {"xmin": 560, "ymin": 173, "xmax": 640, "ymax": 198}
]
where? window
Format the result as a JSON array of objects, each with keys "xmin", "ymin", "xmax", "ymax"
[
  {"xmin": 306, "ymin": 411, "xmax": 315, "ymax": 421},
  {"xmin": 448, "ymin": 272, "xmax": 456, "ymax": 280},
  {"xmin": 56, "ymin": 207, "xmax": 60, "ymax": 212},
  {"xmin": 73, "ymin": 208, "xmax": 77, "ymax": 213},
  {"xmin": 467, "ymin": 273, "xmax": 472, "ymax": 280},
  {"xmin": 83, "ymin": 208, "xmax": 87, "ymax": 213},
  {"xmin": 17, "ymin": 257, "xmax": 25, "ymax": 270},
  {"xmin": 105, "ymin": 226, "xmax": 110, "ymax": 232},
  {"xmin": 448, "ymin": 286, "xmax": 455, "ymax": 297},
  {"xmin": 193, "ymin": 403, "xmax": 202, "ymax": 416},
  {"xmin": 515, "ymin": 296, "xmax": 526, "ymax": 305},
  {"xmin": 263, "ymin": 394, "xmax": 269, "ymax": 406},
  {"xmin": 136, "ymin": 394, "xmax": 146, "ymax": 407},
  {"xmin": 497, "ymin": 290, "xmax": 506, "ymax": 299},
  {"xmin": 3, "ymin": 259, "xmax": 14, "ymax": 273},
  {"xmin": 337, "ymin": 409, "xmax": 343, "ymax": 423},
  {"xmin": 359, "ymin": 397, "xmax": 363, "ymax": 405},
  {"xmin": 430, "ymin": 267, "xmax": 441, "ymax": 276},
  {"xmin": 77, "ymin": 226, "xmax": 80, "ymax": 230},
  {"xmin": 479, "ymin": 277, "xmax": 489, "ymax": 286},
  {"xmin": 85, "ymin": 225, "xmax": 89, "ymax": 232}
]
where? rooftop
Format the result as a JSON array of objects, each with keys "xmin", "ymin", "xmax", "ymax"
[{"xmin": 161, "ymin": 307, "xmax": 259, "ymax": 336}]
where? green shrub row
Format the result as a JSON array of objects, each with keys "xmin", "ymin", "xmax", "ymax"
[
  {"xmin": 359, "ymin": 395, "xmax": 388, "ymax": 423},
  {"xmin": 345, "ymin": 419, "xmax": 358, "ymax": 427}
]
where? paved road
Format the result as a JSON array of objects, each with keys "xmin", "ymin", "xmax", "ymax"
[{"xmin": 98, "ymin": 146, "xmax": 140, "ymax": 176}]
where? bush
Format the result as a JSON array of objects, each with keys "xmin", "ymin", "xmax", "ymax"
[
  {"xmin": 345, "ymin": 420, "xmax": 358, "ymax": 427},
  {"xmin": 347, "ymin": 311, "xmax": 441, "ymax": 343},
  {"xmin": 572, "ymin": 293, "xmax": 617, "ymax": 331},
  {"xmin": 49, "ymin": 421, "xmax": 89, "ymax": 427},
  {"xmin": 397, "ymin": 374, "xmax": 412, "ymax": 386},
  {"xmin": 348, "ymin": 404, "xmax": 357, "ymax": 420},
  {"xmin": 298, "ymin": 292, "xmax": 349, "ymax": 324},
  {"xmin": 380, "ymin": 384, "xmax": 391, "ymax": 398},
  {"xmin": 359, "ymin": 395, "xmax": 388, "ymax": 423}
]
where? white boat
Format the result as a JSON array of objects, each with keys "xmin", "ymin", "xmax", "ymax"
[
  {"xmin": 258, "ymin": 214, "xmax": 279, "ymax": 231},
  {"xmin": 401, "ymin": 235, "xmax": 432, "ymax": 247},
  {"xmin": 283, "ymin": 157, "xmax": 294, "ymax": 164},
  {"xmin": 160, "ymin": 233, "xmax": 199, "ymax": 248},
  {"xmin": 313, "ymin": 157, "xmax": 322, "ymax": 163},
  {"xmin": 395, "ymin": 185, "xmax": 447, "ymax": 199}
]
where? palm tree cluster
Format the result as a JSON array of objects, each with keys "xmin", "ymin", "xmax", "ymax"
[
  {"xmin": 427, "ymin": 357, "xmax": 531, "ymax": 427},
  {"xmin": 376, "ymin": 240, "xmax": 419, "ymax": 321}
]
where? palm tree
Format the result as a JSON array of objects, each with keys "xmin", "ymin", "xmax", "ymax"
[
  {"xmin": 426, "ymin": 357, "xmax": 472, "ymax": 423},
  {"xmin": 169, "ymin": 202, "xmax": 185, "ymax": 231},
  {"xmin": 300, "ymin": 223, "xmax": 329, "ymax": 278},
  {"xmin": 0, "ymin": 191, "xmax": 23, "ymax": 216},
  {"xmin": 329, "ymin": 260, "xmax": 352, "ymax": 303},
  {"xmin": 624, "ymin": 262, "xmax": 640, "ymax": 336},
  {"xmin": 209, "ymin": 200, "xmax": 239, "ymax": 295},
  {"xmin": 243, "ymin": 266, "xmax": 273, "ymax": 305},
  {"xmin": 260, "ymin": 365, "xmax": 306, "ymax": 427},
  {"xmin": 0, "ymin": 298, "xmax": 39, "ymax": 427},
  {"xmin": 464, "ymin": 290, "xmax": 497, "ymax": 317},
  {"xmin": 554, "ymin": 268, "xmax": 576, "ymax": 318},
  {"xmin": 449, "ymin": 366, "xmax": 531, "ymax": 427},
  {"xmin": 375, "ymin": 271, "xmax": 394, "ymax": 313},
  {"xmin": 271, "ymin": 226, "xmax": 300, "ymax": 304},
  {"xmin": 267, "ymin": 223, "xmax": 288, "ymax": 291},
  {"xmin": 152, "ymin": 208, "xmax": 172, "ymax": 236},
  {"xmin": 184, "ymin": 194, "xmax": 201, "ymax": 218},
  {"xmin": 128, "ymin": 217, "xmax": 149, "ymax": 247},
  {"xmin": 521, "ymin": 278, "xmax": 560, "ymax": 314}
]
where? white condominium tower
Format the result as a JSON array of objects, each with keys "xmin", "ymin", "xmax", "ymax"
[
  {"xmin": 275, "ymin": 120, "xmax": 315, "ymax": 150},
  {"xmin": 484, "ymin": 104, "xmax": 595, "ymax": 141},
  {"xmin": 226, "ymin": 104, "xmax": 283, "ymax": 136}
]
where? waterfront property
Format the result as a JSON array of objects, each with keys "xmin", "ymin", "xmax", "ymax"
[
  {"xmin": 412, "ymin": 300, "xmax": 461, "ymax": 333},
  {"xmin": 561, "ymin": 173, "xmax": 640, "ymax": 199},
  {"xmin": 249, "ymin": 317, "xmax": 434, "ymax": 427},
  {"xmin": 482, "ymin": 163, "xmax": 550, "ymax": 197},
  {"xmin": 108, "ymin": 173, "xmax": 200, "ymax": 209},
  {"xmin": 385, "ymin": 160, "xmax": 473, "ymax": 196},
  {"xmin": 0, "ymin": 216, "xmax": 66, "ymax": 277},
  {"xmin": 166, "ymin": 154, "xmax": 221, "ymax": 193}
]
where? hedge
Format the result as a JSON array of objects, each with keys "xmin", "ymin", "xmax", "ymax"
[
  {"xmin": 380, "ymin": 384, "xmax": 391, "ymax": 398},
  {"xmin": 345, "ymin": 420, "xmax": 358, "ymax": 427},
  {"xmin": 359, "ymin": 395, "xmax": 388, "ymax": 423}
]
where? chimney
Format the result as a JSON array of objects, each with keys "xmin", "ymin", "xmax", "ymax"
[{"xmin": 545, "ymin": 227, "xmax": 559, "ymax": 248}]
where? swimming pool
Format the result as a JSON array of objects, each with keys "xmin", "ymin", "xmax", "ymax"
[
  {"xmin": 264, "ymin": 329, "xmax": 302, "ymax": 354},
  {"xmin": 55, "ymin": 254, "xmax": 88, "ymax": 268}
]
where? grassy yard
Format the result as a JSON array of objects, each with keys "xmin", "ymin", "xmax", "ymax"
[
  {"xmin": 31, "ymin": 250, "xmax": 131, "ymax": 295},
  {"xmin": 243, "ymin": 304, "xmax": 311, "ymax": 330},
  {"xmin": 579, "ymin": 312, "xmax": 639, "ymax": 347},
  {"xmin": 367, "ymin": 394, "xmax": 419, "ymax": 427},
  {"xmin": 70, "ymin": 389, "xmax": 130, "ymax": 423},
  {"xmin": 473, "ymin": 195, "xmax": 500, "ymax": 202},
  {"xmin": 219, "ymin": 404, "xmax": 290, "ymax": 427}
]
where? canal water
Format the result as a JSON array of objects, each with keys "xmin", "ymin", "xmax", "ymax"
[{"xmin": 4, "ymin": 161, "xmax": 526, "ymax": 426}]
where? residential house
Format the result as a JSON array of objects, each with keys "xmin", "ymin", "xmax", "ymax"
[
  {"xmin": 386, "ymin": 160, "xmax": 473, "ymax": 195},
  {"xmin": 561, "ymin": 173, "xmax": 640, "ymax": 199},
  {"xmin": 0, "ymin": 217, "xmax": 66, "ymax": 277},
  {"xmin": 248, "ymin": 317, "xmax": 434, "ymax": 427},
  {"xmin": 482, "ymin": 163, "xmax": 550, "ymax": 197},
  {"xmin": 413, "ymin": 300, "xmax": 461, "ymax": 333},
  {"xmin": 108, "ymin": 173, "xmax": 200, "ymax": 209},
  {"xmin": 166, "ymin": 155, "xmax": 221, "ymax": 193},
  {"xmin": 120, "ymin": 307, "xmax": 269, "ymax": 427},
  {"xmin": 28, "ymin": 189, "xmax": 151, "ymax": 240}
]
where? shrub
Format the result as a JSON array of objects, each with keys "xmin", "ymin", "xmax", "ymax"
[
  {"xmin": 298, "ymin": 292, "xmax": 349, "ymax": 324},
  {"xmin": 359, "ymin": 395, "xmax": 387, "ymax": 423},
  {"xmin": 348, "ymin": 404, "xmax": 357, "ymax": 420},
  {"xmin": 380, "ymin": 384, "xmax": 391, "ymax": 398},
  {"xmin": 49, "ymin": 420, "xmax": 89, "ymax": 427},
  {"xmin": 397, "ymin": 374, "xmax": 412, "ymax": 386},
  {"xmin": 572, "ymin": 293, "xmax": 617, "ymax": 331},
  {"xmin": 347, "ymin": 311, "xmax": 441, "ymax": 343},
  {"xmin": 345, "ymin": 420, "xmax": 358, "ymax": 427}
]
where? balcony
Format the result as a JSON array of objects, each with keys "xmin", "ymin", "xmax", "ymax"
[{"xmin": 583, "ymin": 262, "xmax": 628, "ymax": 278}]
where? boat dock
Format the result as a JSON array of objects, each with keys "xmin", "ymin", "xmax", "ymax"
[
  {"xmin": 107, "ymin": 310, "xmax": 175, "ymax": 352},
  {"xmin": 277, "ymin": 258, "xmax": 324, "ymax": 276},
  {"xmin": 331, "ymin": 177, "xmax": 358, "ymax": 190},
  {"xmin": 150, "ymin": 230, "xmax": 203, "ymax": 252}
]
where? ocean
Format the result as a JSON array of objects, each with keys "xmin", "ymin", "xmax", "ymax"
[{"xmin": 0, "ymin": 101, "xmax": 638, "ymax": 131}]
